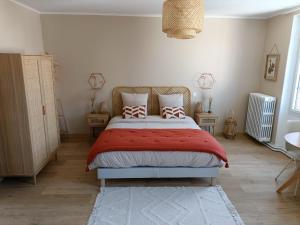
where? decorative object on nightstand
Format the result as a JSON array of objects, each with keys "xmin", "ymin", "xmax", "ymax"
[
  {"xmin": 88, "ymin": 73, "xmax": 105, "ymax": 114},
  {"xmin": 223, "ymin": 110, "xmax": 237, "ymax": 139},
  {"xmin": 208, "ymin": 96, "xmax": 213, "ymax": 113},
  {"xmin": 195, "ymin": 112, "xmax": 218, "ymax": 136},
  {"xmin": 99, "ymin": 100, "xmax": 109, "ymax": 114},
  {"xmin": 87, "ymin": 113, "xmax": 109, "ymax": 139},
  {"xmin": 89, "ymin": 90, "xmax": 97, "ymax": 114},
  {"xmin": 195, "ymin": 102, "xmax": 203, "ymax": 113},
  {"xmin": 197, "ymin": 73, "xmax": 216, "ymax": 113}
]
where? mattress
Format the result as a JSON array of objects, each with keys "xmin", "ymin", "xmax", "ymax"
[{"xmin": 88, "ymin": 116, "xmax": 222, "ymax": 169}]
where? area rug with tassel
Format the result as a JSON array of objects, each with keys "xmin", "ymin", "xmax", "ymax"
[{"xmin": 88, "ymin": 186, "xmax": 244, "ymax": 225}]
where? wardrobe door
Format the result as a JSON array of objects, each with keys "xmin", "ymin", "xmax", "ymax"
[
  {"xmin": 0, "ymin": 54, "xmax": 33, "ymax": 176},
  {"xmin": 39, "ymin": 56, "xmax": 59, "ymax": 156},
  {"xmin": 22, "ymin": 56, "xmax": 48, "ymax": 171}
]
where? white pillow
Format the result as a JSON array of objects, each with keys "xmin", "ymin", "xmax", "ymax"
[
  {"xmin": 121, "ymin": 92, "xmax": 148, "ymax": 114},
  {"xmin": 158, "ymin": 94, "xmax": 184, "ymax": 116},
  {"xmin": 159, "ymin": 94, "xmax": 183, "ymax": 107}
]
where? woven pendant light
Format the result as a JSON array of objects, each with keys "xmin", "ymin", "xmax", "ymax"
[{"xmin": 162, "ymin": 0, "xmax": 204, "ymax": 39}]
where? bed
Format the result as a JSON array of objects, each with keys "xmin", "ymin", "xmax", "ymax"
[{"xmin": 87, "ymin": 87, "xmax": 227, "ymax": 188}]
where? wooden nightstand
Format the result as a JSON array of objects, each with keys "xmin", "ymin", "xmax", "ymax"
[
  {"xmin": 87, "ymin": 113, "xmax": 110, "ymax": 139},
  {"xmin": 194, "ymin": 112, "xmax": 218, "ymax": 136}
]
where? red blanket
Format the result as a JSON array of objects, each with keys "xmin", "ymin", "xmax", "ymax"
[{"xmin": 87, "ymin": 129, "xmax": 228, "ymax": 170}]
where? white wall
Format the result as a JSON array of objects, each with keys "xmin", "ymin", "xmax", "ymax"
[
  {"xmin": 0, "ymin": 1, "xmax": 44, "ymax": 180},
  {"xmin": 259, "ymin": 10, "xmax": 300, "ymax": 147},
  {"xmin": 259, "ymin": 14, "xmax": 294, "ymax": 145},
  {"xmin": 41, "ymin": 15, "xmax": 267, "ymax": 134},
  {"xmin": 0, "ymin": 0, "xmax": 44, "ymax": 54},
  {"xmin": 2, "ymin": 0, "xmax": 299, "ymax": 145}
]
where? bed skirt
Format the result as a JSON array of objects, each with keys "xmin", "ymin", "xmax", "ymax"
[{"xmin": 97, "ymin": 167, "xmax": 219, "ymax": 188}]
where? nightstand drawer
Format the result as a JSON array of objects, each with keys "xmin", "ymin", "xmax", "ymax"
[
  {"xmin": 88, "ymin": 117, "xmax": 107, "ymax": 125},
  {"xmin": 199, "ymin": 118, "xmax": 217, "ymax": 124},
  {"xmin": 194, "ymin": 112, "xmax": 218, "ymax": 136},
  {"xmin": 87, "ymin": 113, "xmax": 109, "ymax": 127}
]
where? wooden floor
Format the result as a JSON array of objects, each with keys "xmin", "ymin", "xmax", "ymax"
[{"xmin": 0, "ymin": 134, "xmax": 300, "ymax": 225}]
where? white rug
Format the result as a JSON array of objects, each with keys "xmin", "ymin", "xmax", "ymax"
[{"xmin": 88, "ymin": 186, "xmax": 244, "ymax": 225}]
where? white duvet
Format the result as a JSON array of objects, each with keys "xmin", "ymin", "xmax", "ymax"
[{"xmin": 88, "ymin": 116, "xmax": 222, "ymax": 169}]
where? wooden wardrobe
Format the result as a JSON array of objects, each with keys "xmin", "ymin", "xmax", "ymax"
[{"xmin": 0, "ymin": 53, "xmax": 59, "ymax": 183}]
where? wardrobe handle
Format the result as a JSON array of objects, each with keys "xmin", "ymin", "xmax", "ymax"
[{"xmin": 42, "ymin": 106, "xmax": 46, "ymax": 115}]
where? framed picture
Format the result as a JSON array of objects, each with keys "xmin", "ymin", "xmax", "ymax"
[{"xmin": 264, "ymin": 54, "xmax": 280, "ymax": 81}]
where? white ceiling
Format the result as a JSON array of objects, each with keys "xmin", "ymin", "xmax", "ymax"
[{"xmin": 13, "ymin": 0, "xmax": 300, "ymax": 18}]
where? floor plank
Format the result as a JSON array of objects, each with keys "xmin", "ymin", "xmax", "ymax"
[{"xmin": 0, "ymin": 134, "xmax": 300, "ymax": 225}]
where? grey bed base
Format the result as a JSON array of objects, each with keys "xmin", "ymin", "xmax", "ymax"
[{"xmin": 97, "ymin": 167, "xmax": 219, "ymax": 189}]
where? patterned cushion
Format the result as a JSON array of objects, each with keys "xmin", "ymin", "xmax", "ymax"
[
  {"xmin": 121, "ymin": 93, "xmax": 148, "ymax": 116},
  {"xmin": 122, "ymin": 105, "xmax": 146, "ymax": 119},
  {"xmin": 159, "ymin": 94, "xmax": 183, "ymax": 116},
  {"xmin": 162, "ymin": 106, "xmax": 185, "ymax": 119}
]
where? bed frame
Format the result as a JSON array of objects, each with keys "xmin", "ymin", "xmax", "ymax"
[
  {"xmin": 97, "ymin": 167, "xmax": 219, "ymax": 188},
  {"xmin": 97, "ymin": 86, "xmax": 220, "ymax": 188}
]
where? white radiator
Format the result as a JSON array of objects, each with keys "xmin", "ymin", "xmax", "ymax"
[{"xmin": 245, "ymin": 93, "xmax": 276, "ymax": 142}]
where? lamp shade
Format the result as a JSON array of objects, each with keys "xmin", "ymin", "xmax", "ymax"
[{"xmin": 162, "ymin": 0, "xmax": 204, "ymax": 39}]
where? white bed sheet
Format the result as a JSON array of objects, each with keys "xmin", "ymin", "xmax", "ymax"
[
  {"xmin": 106, "ymin": 115, "xmax": 200, "ymax": 129},
  {"xmin": 88, "ymin": 116, "xmax": 222, "ymax": 169}
]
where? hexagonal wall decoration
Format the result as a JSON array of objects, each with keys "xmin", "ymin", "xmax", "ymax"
[{"xmin": 88, "ymin": 73, "xmax": 105, "ymax": 90}]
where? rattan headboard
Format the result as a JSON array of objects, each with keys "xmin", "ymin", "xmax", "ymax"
[{"xmin": 112, "ymin": 86, "xmax": 191, "ymax": 117}]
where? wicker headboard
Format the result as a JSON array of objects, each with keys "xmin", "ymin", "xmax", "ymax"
[{"xmin": 112, "ymin": 86, "xmax": 191, "ymax": 117}]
